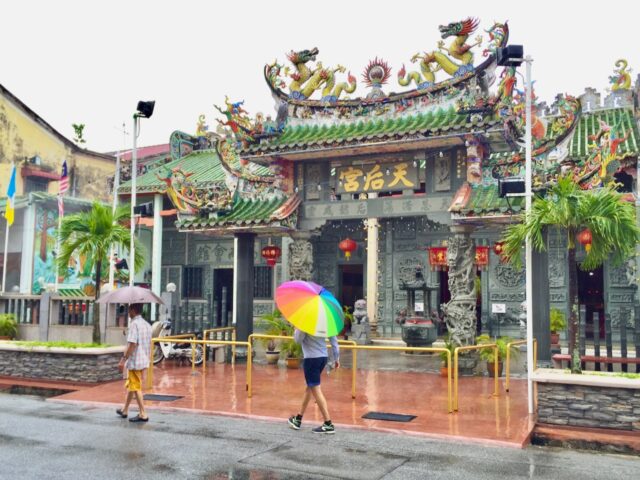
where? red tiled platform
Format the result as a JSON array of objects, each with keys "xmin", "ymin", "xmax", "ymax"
[{"xmin": 50, "ymin": 363, "xmax": 533, "ymax": 448}]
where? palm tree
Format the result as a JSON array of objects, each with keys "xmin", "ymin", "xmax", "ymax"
[
  {"xmin": 57, "ymin": 202, "xmax": 145, "ymax": 343},
  {"xmin": 501, "ymin": 176, "xmax": 640, "ymax": 373}
]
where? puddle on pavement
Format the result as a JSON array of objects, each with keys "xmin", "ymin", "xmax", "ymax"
[{"xmin": 1, "ymin": 385, "xmax": 73, "ymax": 398}]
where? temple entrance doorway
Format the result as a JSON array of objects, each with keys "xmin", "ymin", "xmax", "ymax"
[
  {"xmin": 577, "ymin": 266, "xmax": 605, "ymax": 340},
  {"xmin": 339, "ymin": 264, "xmax": 364, "ymax": 332},
  {"xmin": 213, "ymin": 268, "xmax": 233, "ymax": 327}
]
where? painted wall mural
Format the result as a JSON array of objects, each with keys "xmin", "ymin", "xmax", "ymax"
[{"xmin": 32, "ymin": 205, "xmax": 94, "ymax": 294}]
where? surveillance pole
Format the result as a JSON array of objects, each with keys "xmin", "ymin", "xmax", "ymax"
[
  {"xmin": 129, "ymin": 115, "xmax": 139, "ymax": 287},
  {"xmin": 524, "ymin": 55, "xmax": 535, "ymax": 415}
]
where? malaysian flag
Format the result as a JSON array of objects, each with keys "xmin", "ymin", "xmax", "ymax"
[{"xmin": 58, "ymin": 160, "xmax": 69, "ymax": 217}]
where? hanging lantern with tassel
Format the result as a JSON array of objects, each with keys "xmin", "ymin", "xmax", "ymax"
[
  {"xmin": 261, "ymin": 244, "xmax": 281, "ymax": 267},
  {"xmin": 577, "ymin": 228, "xmax": 592, "ymax": 253},
  {"xmin": 338, "ymin": 237, "xmax": 357, "ymax": 260}
]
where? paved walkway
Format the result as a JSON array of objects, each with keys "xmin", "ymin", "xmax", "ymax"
[
  {"xmin": 53, "ymin": 359, "xmax": 533, "ymax": 448},
  {"xmin": 2, "ymin": 395, "xmax": 639, "ymax": 479}
]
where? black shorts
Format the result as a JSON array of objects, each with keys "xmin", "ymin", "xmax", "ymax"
[{"xmin": 303, "ymin": 356, "xmax": 327, "ymax": 387}]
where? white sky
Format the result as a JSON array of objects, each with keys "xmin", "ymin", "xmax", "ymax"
[{"xmin": 2, "ymin": 0, "xmax": 639, "ymax": 153}]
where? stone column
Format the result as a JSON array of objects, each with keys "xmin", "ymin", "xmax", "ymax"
[
  {"xmin": 280, "ymin": 236, "xmax": 293, "ymax": 283},
  {"xmin": 288, "ymin": 232, "xmax": 313, "ymax": 281},
  {"xmin": 366, "ymin": 218, "xmax": 379, "ymax": 333},
  {"xmin": 150, "ymin": 193, "xmax": 163, "ymax": 320},
  {"xmin": 532, "ymin": 230, "xmax": 551, "ymax": 364},
  {"xmin": 443, "ymin": 224, "xmax": 477, "ymax": 347},
  {"xmin": 233, "ymin": 233, "xmax": 256, "ymax": 343}
]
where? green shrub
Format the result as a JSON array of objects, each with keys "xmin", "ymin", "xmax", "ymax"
[
  {"xmin": 0, "ymin": 314, "xmax": 17, "ymax": 339},
  {"xmin": 550, "ymin": 308, "xmax": 567, "ymax": 333},
  {"xmin": 476, "ymin": 334, "xmax": 519, "ymax": 363}
]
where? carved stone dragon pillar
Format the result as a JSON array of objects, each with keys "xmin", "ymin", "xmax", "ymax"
[
  {"xmin": 443, "ymin": 225, "xmax": 477, "ymax": 348},
  {"xmin": 288, "ymin": 232, "xmax": 314, "ymax": 281}
]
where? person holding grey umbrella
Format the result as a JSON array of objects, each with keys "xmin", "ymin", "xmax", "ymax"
[{"xmin": 116, "ymin": 303, "xmax": 152, "ymax": 422}]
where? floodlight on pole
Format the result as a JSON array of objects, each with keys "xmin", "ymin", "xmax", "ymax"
[{"xmin": 129, "ymin": 101, "xmax": 155, "ymax": 287}]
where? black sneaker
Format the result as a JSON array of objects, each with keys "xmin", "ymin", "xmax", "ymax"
[
  {"xmin": 288, "ymin": 415, "xmax": 302, "ymax": 430},
  {"xmin": 312, "ymin": 422, "xmax": 335, "ymax": 434}
]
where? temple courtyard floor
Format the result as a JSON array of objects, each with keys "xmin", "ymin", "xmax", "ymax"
[{"xmin": 49, "ymin": 348, "xmax": 533, "ymax": 448}]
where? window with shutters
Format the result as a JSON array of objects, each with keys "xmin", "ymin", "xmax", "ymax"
[
  {"xmin": 182, "ymin": 266, "xmax": 203, "ymax": 299},
  {"xmin": 253, "ymin": 266, "xmax": 273, "ymax": 299}
]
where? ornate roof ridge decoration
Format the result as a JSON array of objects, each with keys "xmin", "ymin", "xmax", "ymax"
[{"xmin": 263, "ymin": 19, "xmax": 509, "ymax": 109}]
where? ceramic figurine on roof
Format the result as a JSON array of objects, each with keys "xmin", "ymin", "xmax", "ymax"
[
  {"xmin": 430, "ymin": 18, "xmax": 483, "ymax": 77},
  {"xmin": 281, "ymin": 47, "xmax": 357, "ymax": 102},
  {"xmin": 363, "ymin": 57, "xmax": 392, "ymax": 100},
  {"xmin": 397, "ymin": 53, "xmax": 440, "ymax": 90},
  {"xmin": 609, "ymin": 59, "xmax": 632, "ymax": 91},
  {"xmin": 575, "ymin": 118, "xmax": 631, "ymax": 188}
]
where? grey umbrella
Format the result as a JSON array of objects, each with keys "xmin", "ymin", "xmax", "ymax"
[{"xmin": 97, "ymin": 286, "xmax": 164, "ymax": 305}]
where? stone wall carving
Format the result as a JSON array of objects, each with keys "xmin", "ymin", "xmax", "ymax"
[
  {"xmin": 434, "ymin": 153, "xmax": 451, "ymax": 192},
  {"xmin": 609, "ymin": 260, "xmax": 636, "ymax": 288},
  {"xmin": 393, "ymin": 218, "xmax": 416, "ymax": 239},
  {"xmin": 548, "ymin": 253, "xmax": 566, "ymax": 288},
  {"xmin": 442, "ymin": 231, "xmax": 476, "ymax": 347},
  {"xmin": 305, "ymin": 163, "xmax": 322, "ymax": 200},
  {"xmin": 289, "ymin": 239, "xmax": 313, "ymax": 281},
  {"xmin": 610, "ymin": 308, "xmax": 635, "ymax": 329},
  {"xmin": 316, "ymin": 255, "xmax": 335, "ymax": 287},
  {"xmin": 494, "ymin": 264, "xmax": 525, "ymax": 288}
]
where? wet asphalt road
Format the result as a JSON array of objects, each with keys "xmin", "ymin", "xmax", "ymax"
[{"xmin": 0, "ymin": 394, "xmax": 638, "ymax": 479}]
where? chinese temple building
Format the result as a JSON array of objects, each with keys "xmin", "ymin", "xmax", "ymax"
[{"xmin": 119, "ymin": 19, "xmax": 640, "ymax": 361}]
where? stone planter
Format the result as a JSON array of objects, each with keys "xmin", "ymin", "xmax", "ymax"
[
  {"xmin": 533, "ymin": 368, "xmax": 640, "ymax": 432},
  {"xmin": 265, "ymin": 351, "xmax": 280, "ymax": 365},
  {"xmin": 0, "ymin": 342, "xmax": 125, "ymax": 383}
]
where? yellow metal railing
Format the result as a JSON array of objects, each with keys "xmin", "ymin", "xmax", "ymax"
[
  {"xmin": 203, "ymin": 327, "xmax": 237, "ymax": 364},
  {"xmin": 505, "ymin": 338, "xmax": 538, "ymax": 393},
  {"xmin": 454, "ymin": 344, "xmax": 499, "ymax": 412},
  {"xmin": 248, "ymin": 334, "xmax": 358, "ymax": 399},
  {"xmin": 248, "ymin": 334, "xmax": 453, "ymax": 413},
  {"xmin": 148, "ymin": 338, "xmax": 253, "ymax": 396}
]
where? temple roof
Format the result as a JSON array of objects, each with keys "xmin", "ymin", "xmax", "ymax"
[
  {"xmin": 449, "ymin": 183, "xmax": 524, "ymax": 218},
  {"xmin": 176, "ymin": 194, "xmax": 300, "ymax": 233},
  {"xmin": 241, "ymin": 107, "xmax": 501, "ymax": 156},
  {"xmin": 568, "ymin": 107, "xmax": 639, "ymax": 159},
  {"xmin": 118, "ymin": 149, "xmax": 272, "ymax": 195}
]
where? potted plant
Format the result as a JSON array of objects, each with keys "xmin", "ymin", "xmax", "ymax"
[
  {"xmin": 439, "ymin": 334, "xmax": 455, "ymax": 377},
  {"xmin": 550, "ymin": 308, "xmax": 566, "ymax": 346},
  {"xmin": 259, "ymin": 309, "xmax": 288, "ymax": 365},
  {"xmin": 0, "ymin": 314, "xmax": 17, "ymax": 340},
  {"xmin": 281, "ymin": 338, "xmax": 303, "ymax": 369},
  {"xmin": 476, "ymin": 334, "xmax": 519, "ymax": 377}
]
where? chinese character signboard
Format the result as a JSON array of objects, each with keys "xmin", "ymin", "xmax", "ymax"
[{"xmin": 336, "ymin": 162, "xmax": 419, "ymax": 194}]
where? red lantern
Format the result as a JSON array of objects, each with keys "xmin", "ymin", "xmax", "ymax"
[
  {"xmin": 577, "ymin": 228, "xmax": 592, "ymax": 253},
  {"xmin": 475, "ymin": 246, "xmax": 489, "ymax": 270},
  {"xmin": 493, "ymin": 241, "xmax": 506, "ymax": 256},
  {"xmin": 261, "ymin": 245, "xmax": 281, "ymax": 267},
  {"xmin": 338, "ymin": 238, "xmax": 357, "ymax": 260}
]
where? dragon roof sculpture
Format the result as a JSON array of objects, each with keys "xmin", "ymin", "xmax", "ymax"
[{"xmin": 264, "ymin": 19, "xmax": 508, "ymax": 110}]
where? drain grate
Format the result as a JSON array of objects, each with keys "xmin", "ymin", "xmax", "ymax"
[
  {"xmin": 362, "ymin": 411, "xmax": 416, "ymax": 422},
  {"xmin": 143, "ymin": 394, "xmax": 183, "ymax": 402}
]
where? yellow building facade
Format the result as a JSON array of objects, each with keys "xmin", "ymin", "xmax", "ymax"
[{"xmin": 0, "ymin": 84, "xmax": 115, "ymax": 200}]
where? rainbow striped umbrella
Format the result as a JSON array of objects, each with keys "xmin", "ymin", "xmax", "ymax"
[{"xmin": 275, "ymin": 281, "xmax": 344, "ymax": 337}]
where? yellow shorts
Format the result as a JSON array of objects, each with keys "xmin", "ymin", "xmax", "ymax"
[{"xmin": 125, "ymin": 370, "xmax": 143, "ymax": 392}]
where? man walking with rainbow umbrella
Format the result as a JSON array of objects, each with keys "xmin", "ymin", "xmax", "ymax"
[{"xmin": 275, "ymin": 280, "xmax": 344, "ymax": 434}]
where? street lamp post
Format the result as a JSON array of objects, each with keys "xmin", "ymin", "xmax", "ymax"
[
  {"xmin": 498, "ymin": 45, "xmax": 535, "ymax": 415},
  {"xmin": 129, "ymin": 101, "xmax": 155, "ymax": 287},
  {"xmin": 524, "ymin": 55, "xmax": 534, "ymax": 415}
]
